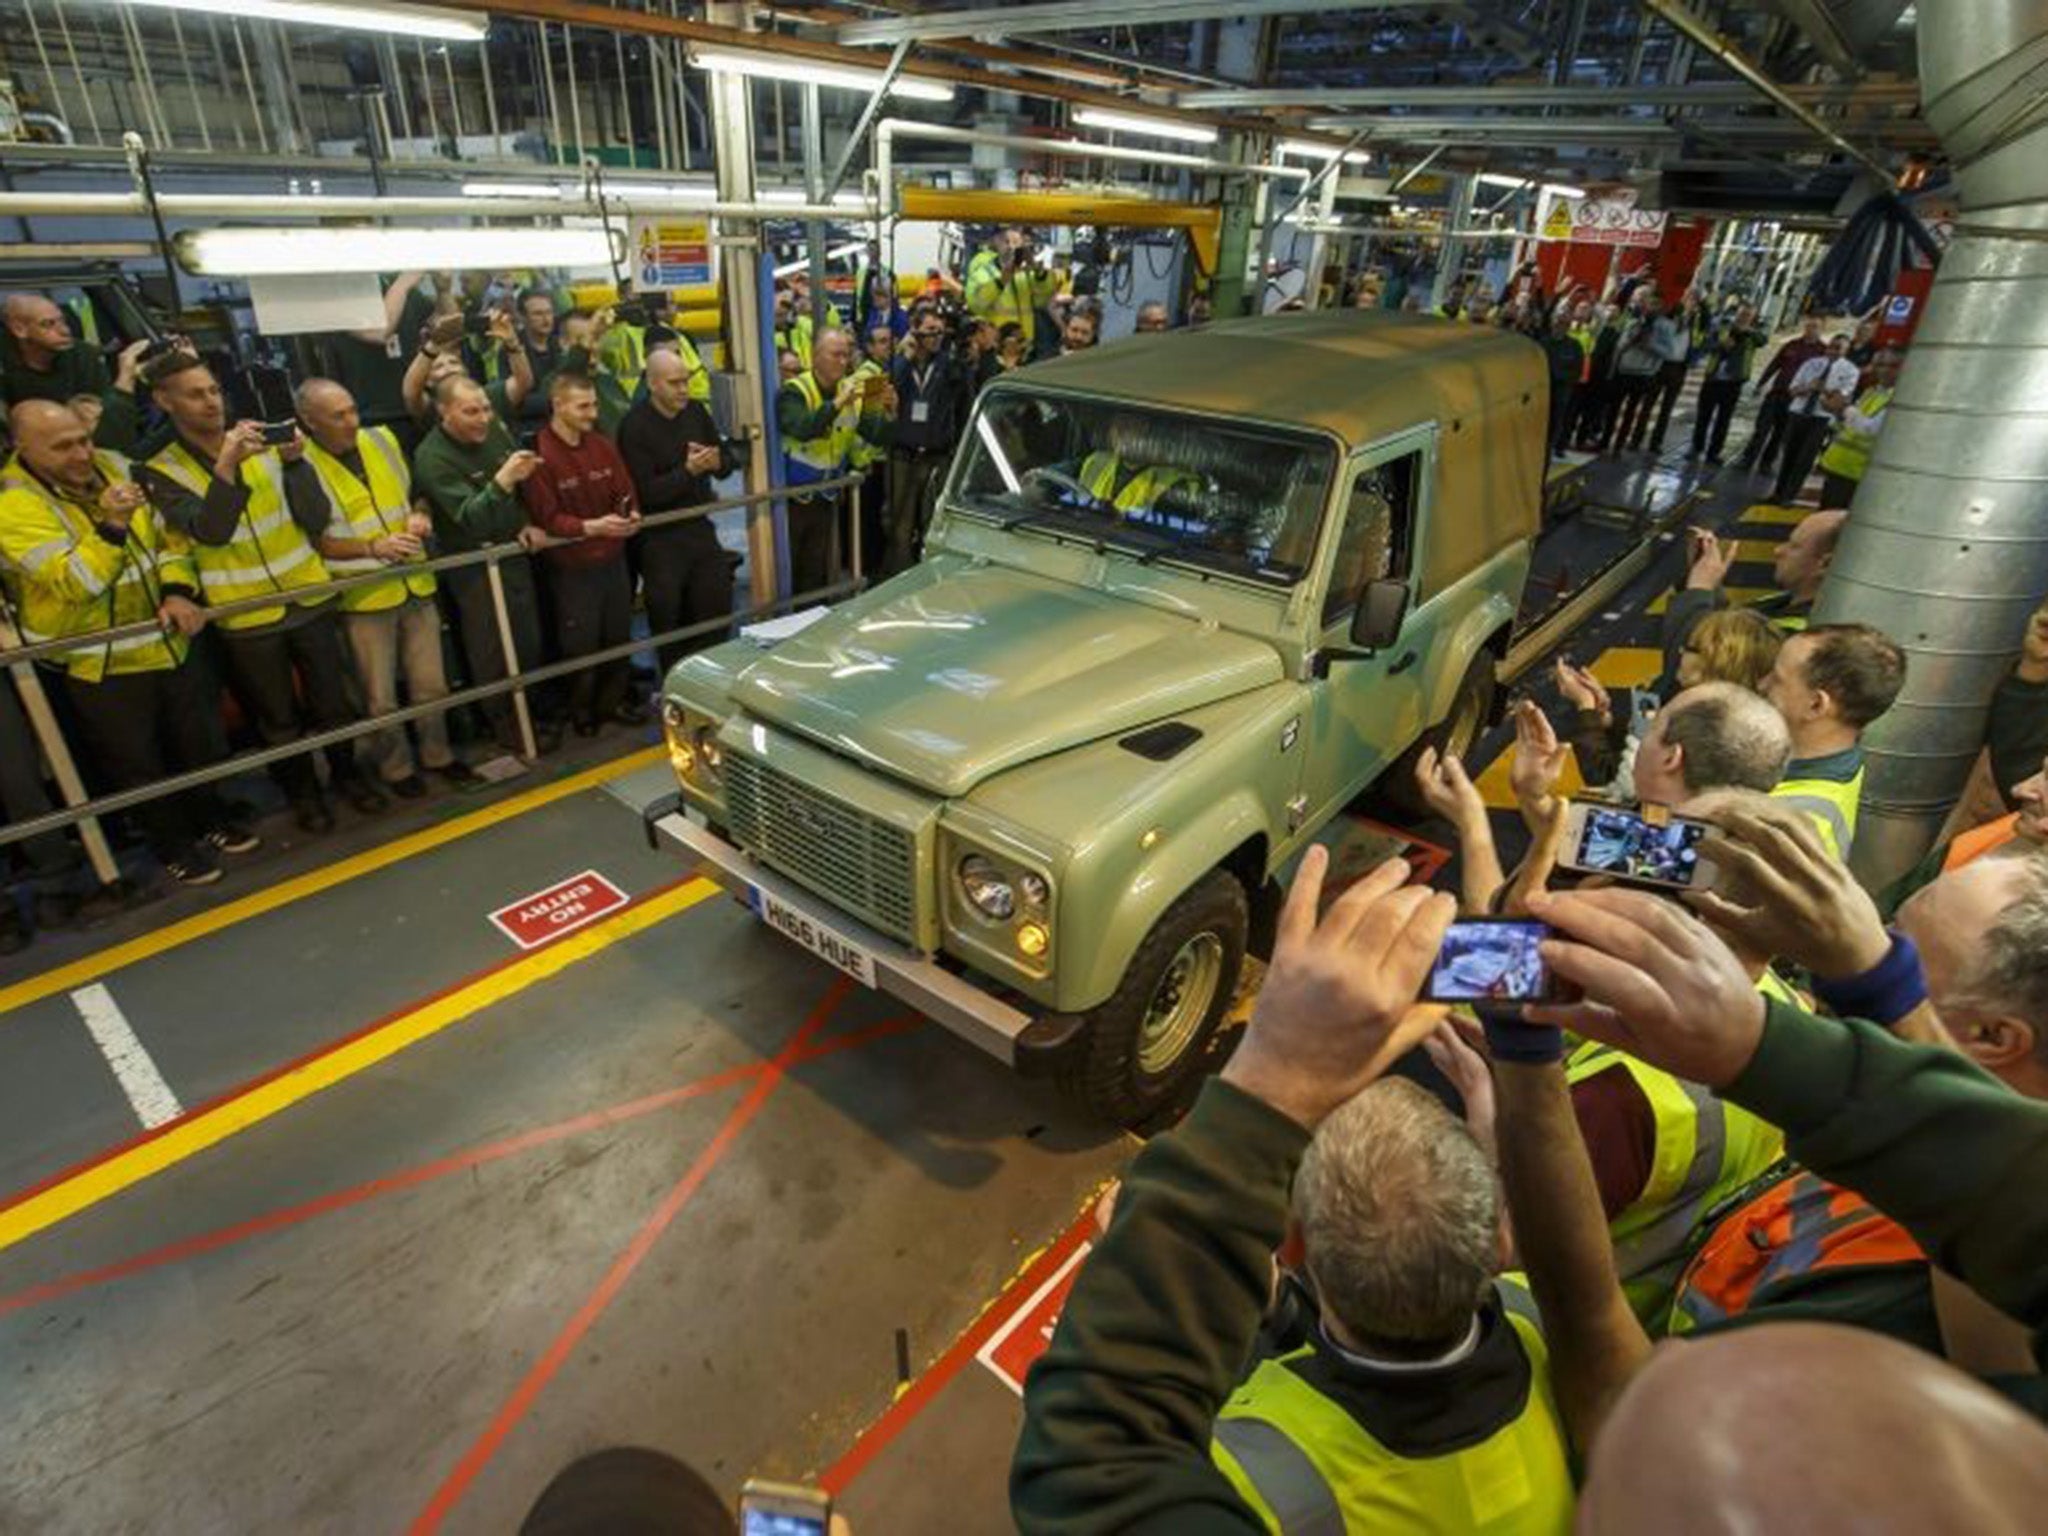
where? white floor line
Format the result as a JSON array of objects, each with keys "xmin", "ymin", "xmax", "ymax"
[{"xmin": 70, "ymin": 983, "xmax": 184, "ymax": 1130}]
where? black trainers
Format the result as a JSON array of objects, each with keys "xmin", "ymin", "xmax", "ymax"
[
  {"xmin": 432, "ymin": 760, "xmax": 482, "ymax": 787},
  {"xmin": 388, "ymin": 774, "xmax": 429, "ymax": 800},
  {"xmin": 611, "ymin": 699, "xmax": 650, "ymax": 727},
  {"xmin": 294, "ymin": 796, "xmax": 336, "ymax": 835},
  {"xmin": 165, "ymin": 847, "xmax": 224, "ymax": 887},
  {"xmin": 203, "ymin": 821, "xmax": 262, "ymax": 856},
  {"xmin": 341, "ymin": 778, "xmax": 390, "ymax": 815}
]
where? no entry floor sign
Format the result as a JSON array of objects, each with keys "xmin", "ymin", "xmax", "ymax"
[{"xmin": 490, "ymin": 870, "xmax": 630, "ymax": 950}]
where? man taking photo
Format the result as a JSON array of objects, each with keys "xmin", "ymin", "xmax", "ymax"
[{"xmin": 883, "ymin": 306, "xmax": 967, "ymax": 577}]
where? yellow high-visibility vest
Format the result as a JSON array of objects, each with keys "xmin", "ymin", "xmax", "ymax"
[
  {"xmin": 304, "ymin": 427, "xmax": 435, "ymax": 614},
  {"xmin": 0, "ymin": 449, "xmax": 197, "ymax": 680},
  {"xmin": 1772, "ymin": 763, "xmax": 1864, "ymax": 861},
  {"xmin": 146, "ymin": 441, "xmax": 330, "ymax": 632},
  {"xmin": 1817, "ymin": 387, "xmax": 1893, "ymax": 483},
  {"xmin": 784, "ymin": 372, "xmax": 858, "ymax": 491}
]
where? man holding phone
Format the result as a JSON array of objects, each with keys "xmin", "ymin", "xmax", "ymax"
[
  {"xmin": 139, "ymin": 355, "xmax": 386, "ymax": 832},
  {"xmin": 520, "ymin": 372, "xmax": 647, "ymax": 735},
  {"xmin": 775, "ymin": 328, "xmax": 893, "ymax": 597}
]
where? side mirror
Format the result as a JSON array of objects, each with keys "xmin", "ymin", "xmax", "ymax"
[{"xmin": 1349, "ymin": 578, "xmax": 1409, "ymax": 651}]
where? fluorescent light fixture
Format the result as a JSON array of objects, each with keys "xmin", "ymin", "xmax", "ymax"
[
  {"xmin": 1072, "ymin": 108, "xmax": 1218, "ymax": 146},
  {"xmin": 688, "ymin": 44, "xmax": 953, "ymax": 103},
  {"xmin": 1476, "ymin": 172, "xmax": 1589, "ymax": 199},
  {"xmin": 178, "ymin": 225, "xmax": 617, "ymax": 276},
  {"xmin": 1280, "ymin": 139, "xmax": 1371, "ymax": 167},
  {"xmin": 774, "ymin": 241, "xmax": 868, "ymax": 279},
  {"xmin": 761, "ymin": 188, "xmax": 869, "ymax": 210},
  {"xmin": 460, "ymin": 181, "xmax": 563, "ymax": 199},
  {"xmin": 104, "ymin": 0, "xmax": 487, "ymax": 42}
]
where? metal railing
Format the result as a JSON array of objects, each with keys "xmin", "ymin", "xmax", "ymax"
[{"xmin": 2, "ymin": 471, "xmax": 865, "ymax": 871}]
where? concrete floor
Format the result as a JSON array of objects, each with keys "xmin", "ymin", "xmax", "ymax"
[{"xmin": 0, "ymin": 412, "xmax": 1787, "ymax": 1533}]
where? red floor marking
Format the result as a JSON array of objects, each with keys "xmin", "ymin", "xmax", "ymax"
[
  {"xmin": 0, "ymin": 1014, "xmax": 924, "ymax": 1320},
  {"xmin": 408, "ymin": 978, "xmax": 857, "ymax": 1535},
  {"xmin": 0, "ymin": 877, "xmax": 698, "ymax": 1223},
  {"xmin": 820, "ymin": 1202, "xmax": 1100, "ymax": 1498}
]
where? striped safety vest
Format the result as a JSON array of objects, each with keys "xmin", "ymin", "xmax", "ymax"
[
  {"xmin": 1816, "ymin": 386, "xmax": 1893, "ymax": 483},
  {"xmin": 1212, "ymin": 1281, "xmax": 1574, "ymax": 1535},
  {"xmin": 783, "ymin": 372, "xmax": 859, "ymax": 493},
  {"xmin": 1771, "ymin": 761, "xmax": 1864, "ymax": 862},
  {"xmin": 1565, "ymin": 971, "xmax": 1795, "ymax": 1325},
  {"xmin": 0, "ymin": 449, "xmax": 196, "ymax": 680},
  {"xmin": 964, "ymin": 249, "xmax": 1057, "ymax": 344},
  {"xmin": 1077, "ymin": 450, "xmax": 1202, "ymax": 516},
  {"xmin": 146, "ymin": 441, "xmax": 330, "ymax": 632},
  {"xmin": 303, "ymin": 427, "xmax": 436, "ymax": 614},
  {"xmin": 847, "ymin": 361, "xmax": 890, "ymax": 470}
]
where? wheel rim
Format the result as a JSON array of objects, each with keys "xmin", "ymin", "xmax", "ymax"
[
  {"xmin": 1445, "ymin": 678, "xmax": 1487, "ymax": 761},
  {"xmin": 1136, "ymin": 933, "xmax": 1225, "ymax": 1077}
]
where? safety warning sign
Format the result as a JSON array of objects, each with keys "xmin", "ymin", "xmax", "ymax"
[
  {"xmin": 490, "ymin": 870, "xmax": 630, "ymax": 949},
  {"xmin": 630, "ymin": 213, "xmax": 714, "ymax": 291},
  {"xmin": 976, "ymin": 1240, "xmax": 1093, "ymax": 1395}
]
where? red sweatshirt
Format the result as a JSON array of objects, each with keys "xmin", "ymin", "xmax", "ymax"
[{"xmin": 521, "ymin": 422, "xmax": 639, "ymax": 569}]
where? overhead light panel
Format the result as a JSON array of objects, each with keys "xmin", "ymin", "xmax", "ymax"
[
  {"xmin": 761, "ymin": 188, "xmax": 870, "ymax": 210},
  {"xmin": 460, "ymin": 181, "xmax": 563, "ymax": 199},
  {"xmin": 100, "ymin": 0, "xmax": 487, "ymax": 42},
  {"xmin": 688, "ymin": 44, "xmax": 953, "ymax": 102},
  {"xmin": 1280, "ymin": 139, "xmax": 1372, "ymax": 167},
  {"xmin": 178, "ymin": 225, "xmax": 617, "ymax": 276},
  {"xmin": 1475, "ymin": 172, "xmax": 1588, "ymax": 199},
  {"xmin": 1072, "ymin": 108, "xmax": 1218, "ymax": 146}
]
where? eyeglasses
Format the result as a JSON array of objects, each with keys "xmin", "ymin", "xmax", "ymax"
[{"xmin": 915, "ymin": 329, "xmax": 944, "ymax": 341}]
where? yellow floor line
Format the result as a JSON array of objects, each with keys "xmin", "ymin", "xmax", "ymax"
[
  {"xmin": 0, "ymin": 876, "xmax": 716, "ymax": 1257},
  {"xmin": 0, "ymin": 746, "xmax": 667, "ymax": 1018},
  {"xmin": 1735, "ymin": 502, "xmax": 1809, "ymax": 527},
  {"xmin": 1474, "ymin": 647, "xmax": 1663, "ymax": 809}
]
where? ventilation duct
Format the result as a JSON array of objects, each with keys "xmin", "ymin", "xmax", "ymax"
[{"xmin": 1810, "ymin": 0, "xmax": 2048, "ymax": 886}]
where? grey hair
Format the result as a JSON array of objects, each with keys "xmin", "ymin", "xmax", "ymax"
[
  {"xmin": 1664, "ymin": 681, "xmax": 1793, "ymax": 796},
  {"xmin": 1958, "ymin": 849, "xmax": 2048, "ymax": 1051},
  {"xmin": 1293, "ymin": 1077, "xmax": 1499, "ymax": 1346}
]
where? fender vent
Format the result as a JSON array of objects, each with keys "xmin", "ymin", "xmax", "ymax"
[{"xmin": 1120, "ymin": 722, "xmax": 1202, "ymax": 761}]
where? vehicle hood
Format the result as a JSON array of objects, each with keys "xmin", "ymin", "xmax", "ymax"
[{"xmin": 728, "ymin": 563, "xmax": 1284, "ymax": 796}]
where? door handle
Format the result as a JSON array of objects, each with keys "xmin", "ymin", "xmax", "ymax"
[{"xmin": 1388, "ymin": 650, "xmax": 1418, "ymax": 674}]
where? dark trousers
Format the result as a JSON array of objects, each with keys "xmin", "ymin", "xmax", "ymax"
[
  {"xmin": 788, "ymin": 494, "xmax": 841, "ymax": 600},
  {"xmin": 1, "ymin": 673, "xmax": 80, "ymax": 883},
  {"xmin": 1819, "ymin": 471, "xmax": 1861, "ymax": 511},
  {"xmin": 1607, "ymin": 373, "xmax": 1658, "ymax": 451},
  {"xmin": 1572, "ymin": 378, "xmax": 1615, "ymax": 448},
  {"xmin": 1646, "ymin": 362, "xmax": 1688, "ymax": 450},
  {"xmin": 1545, "ymin": 381, "xmax": 1578, "ymax": 458},
  {"xmin": 548, "ymin": 558, "xmax": 633, "ymax": 726},
  {"xmin": 441, "ymin": 554, "xmax": 559, "ymax": 744},
  {"xmin": 1693, "ymin": 378, "xmax": 1743, "ymax": 459},
  {"xmin": 855, "ymin": 467, "xmax": 886, "ymax": 581},
  {"xmin": 636, "ymin": 517, "xmax": 733, "ymax": 673},
  {"xmin": 219, "ymin": 611, "xmax": 364, "ymax": 806},
  {"xmin": 885, "ymin": 450, "xmax": 946, "ymax": 577},
  {"xmin": 1740, "ymin": 393, "xmax": 1792, "ymax": 472},
  {"xmin": 61, "ymin": 662, "xmax": 228, "ymax": 862},
  {"xmin": 1774, "ymin": 414, "xmax": 1831, "ymax": 503}
]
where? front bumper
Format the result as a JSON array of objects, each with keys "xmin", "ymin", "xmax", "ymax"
[{"xmin": 644, "ymin": 797, "xmax": 1045, "ymax": 1067}]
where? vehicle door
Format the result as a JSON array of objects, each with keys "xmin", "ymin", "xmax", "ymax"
[{"xmin": 1294, "ymin": 428, "xmax": 1435, "ymax": 829}]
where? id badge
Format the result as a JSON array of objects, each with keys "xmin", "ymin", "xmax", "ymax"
[{"xmin": 910, "ymin": 400, "xmax": 931, "ymax": 424}]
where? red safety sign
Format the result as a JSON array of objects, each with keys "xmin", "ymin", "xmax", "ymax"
[
  {"xmin": 975, "ymin": 1240, "xmax": 1093, "ymax": 1395},
  {"xmin": 489, "ymin": 870, "xmax": 630, "ymax": 950}
]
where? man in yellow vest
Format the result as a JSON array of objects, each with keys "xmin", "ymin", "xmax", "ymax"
[
  {"xmin": 1661, "ymin": 508, "xmax": 1845, "ymax": 680},
  {"xmin": 1815, "ymin": 347, "xmax": 1899, "ymax": 510},
  {"xmin": 966, "ymin": 228, "xmax": 1061, "ymax": 352},
  {"xmin": 0, "ymin": 401, "xmax": 258, "ymax": 886},
  {"xmin": 1760, "ymin": 622, "xmax": 1908, "ymax": 862},
  {"xmin": 775, "ymin": 327, "xmax": 893, "ymax": 597},
  {"xmin": 1077, "ymin": 417, "xmax": 1204, "ymax": 518},
  {"xmin": 137, "ymin": 356, "xmax": 387, "ymax": 833},
  {"xmin": 288, "ymin": 379, "xmax": 475, "ymax": 799}
]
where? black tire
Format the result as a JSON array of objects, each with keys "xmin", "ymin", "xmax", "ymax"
[
  {"xmin": 1057, "ymin": 870, "xmax": 1248, "ymax": 1127},
  {"xmin": 1381, "ymin": 652, "xmax": 1498, "ymax": 819}
]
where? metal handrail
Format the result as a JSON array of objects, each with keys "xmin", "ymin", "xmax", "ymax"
[{"xmin": 0, "ymin": 469, "xmax": 866, "ymax": 854}]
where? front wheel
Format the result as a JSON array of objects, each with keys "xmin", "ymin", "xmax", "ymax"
[
  {"xmin": 1382, "ymin": 653, "xmax": 1498, "ymax": 819},
  {"xmin": 1057, "ymin": 871, "xmax": 1248, "ymax": 1127}
]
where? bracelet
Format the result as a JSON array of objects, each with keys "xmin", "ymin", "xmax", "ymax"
[
  {"xmin": 1480, "ymin": 1009, "xmax": 1567, "ymax": 1065},
  {"xmin": 1812, "ymin": 931, "xmax": 1929, "ymax": 1028}
]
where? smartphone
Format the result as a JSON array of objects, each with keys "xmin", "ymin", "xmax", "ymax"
[
  {"xmin": 1561, "ymin": 803, "xmax": 1715, "ymax": 891},
  {"xmin": 259, "ymin": 420, "xmax": 299, "ymax": 446},
  {"xmin": 739, "ymin": 1479, "xmax": 831, "ymax": 1536},
  {"xmin": 462, "ymin": 310, "xmax": 496, "ymax": 339},
  {"xmin": 1422, "ymin": 919, "xmax": 1561, "ymax": 1005},
  {"xmin": 517, "ymin": 428, "xmax": 542, "ymax": 453}
]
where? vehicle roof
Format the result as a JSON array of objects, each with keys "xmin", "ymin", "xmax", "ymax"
[{"xmin": 1009, "ymin": 310, "xmax": 1546, "ymax": 449}]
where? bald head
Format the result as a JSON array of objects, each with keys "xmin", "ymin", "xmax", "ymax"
[
  {"xmin": 1773, "ymin": 509, "xmax": 1846, "ymax": 599},
  {"xmin": 1581, "ymin": 1324, "xmax": 2048, "ymax": 1535},
  {"xmin": 1637, "ymin": 681, "xmax": 1793, "ymax": 809},
  {"xmin": 293, "ymin": 378, "xmax": 359, "ymax": 456},
  {"xmin": 10, "ymin": 400, "xmax": 101, "ymax": 494},
  {"xmin": 644, "ymin": 346, "xmax": 696, "ymax": 416},
  {"xmin": 4, "ymin": 293, "xmax": 75, "ymax": 362},
  {"xmin": 810, "ymin": 327, "xmax": 853, "ymax": 387}
]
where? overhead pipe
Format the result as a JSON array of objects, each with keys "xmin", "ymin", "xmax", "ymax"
[
  {"xmin": 0, "ymin": 189, "xmax": 869, "ymax": 223},
  {"xmin": 1810, "ymin": 0, "xmax": 2048, "ymax": 887},
  {"xmin": 872, "ymin": 119, "xmax": 1309, "ymax": 220}
]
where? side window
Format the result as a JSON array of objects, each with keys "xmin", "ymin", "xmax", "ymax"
[{"xmin": 1322, "ymin": 451, "xmax": 1419, "ymax": 628}]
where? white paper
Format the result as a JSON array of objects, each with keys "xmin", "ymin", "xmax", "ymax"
[
  {"xmin": 740, "ymin": 605, "xmax": 833, "ymax": 644},
  {"xmin": 247, "ymin": 272, "xmax": 387, "ymax": 336}
]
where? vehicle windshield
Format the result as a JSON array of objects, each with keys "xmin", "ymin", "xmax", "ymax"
[{"xmin": 949, "ymin": 389, "xmax": 1338, "ymax": 585}]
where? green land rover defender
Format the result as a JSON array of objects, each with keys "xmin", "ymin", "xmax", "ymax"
[{"xmin": 651, "ymin": 312, "xmax": 1545, "ymax": 1124}]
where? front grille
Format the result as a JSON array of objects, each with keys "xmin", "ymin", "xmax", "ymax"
[{"xmin": 723, "ymin": 752, "xmax": 919, "ymax": 944}]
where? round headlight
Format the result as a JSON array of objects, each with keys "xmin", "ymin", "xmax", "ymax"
[
  {"xmin": 661, "ymin": 698, "xmax": 687, "ymax": 731},
  {"xmin": 692, "ymin": 725, "xmax": 723, "ymax": 771},
  {"xmin": 959, "ymin": 854, "xmax": 1016, "ymax": 920},
  {"xmin": 1019, "ymin": 871, "xmax": 1050, "ymax": 909}
]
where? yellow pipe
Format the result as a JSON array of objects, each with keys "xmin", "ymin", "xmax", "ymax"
[{"xmin": 896, "ymin": 186, "xmax": 1220, "ymax": 271}]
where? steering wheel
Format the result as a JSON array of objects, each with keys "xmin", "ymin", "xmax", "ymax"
[{"xmin": 1021, "ymin": 465, "xmax": 1102, "ymax": 507}]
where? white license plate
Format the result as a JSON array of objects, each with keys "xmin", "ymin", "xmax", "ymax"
[{"xmin": 750, "ymin": 886, "xmax": 878, "ymax": 988}]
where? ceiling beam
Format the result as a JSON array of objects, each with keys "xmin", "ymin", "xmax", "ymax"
[
  {"xmin": 1184, "ymin": 80, "xmax": 1920, "ymax": 109},
  {"xmin": 1759, "ymin": 0, "xmax": 1865, "ymax": 78},
  {"xmin": 837, "ymin": 0, "xmax": 1423, "ymax": 46}
]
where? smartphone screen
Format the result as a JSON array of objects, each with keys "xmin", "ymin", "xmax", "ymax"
[
  {"xmin": 1423, "ymin": 920, "xmax": 1554, "ymax": 1004},
  {"xmin": 741, "ymin": 1508, "xmax": 827, "ymax": 1536},
  {"xmin": 740, "ymin": 1482, "xmax": 830, "ymax": 1536},
  {"xmin": 1572, "ymin": 806, "xmax": 1707, "ymax": 888}
]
